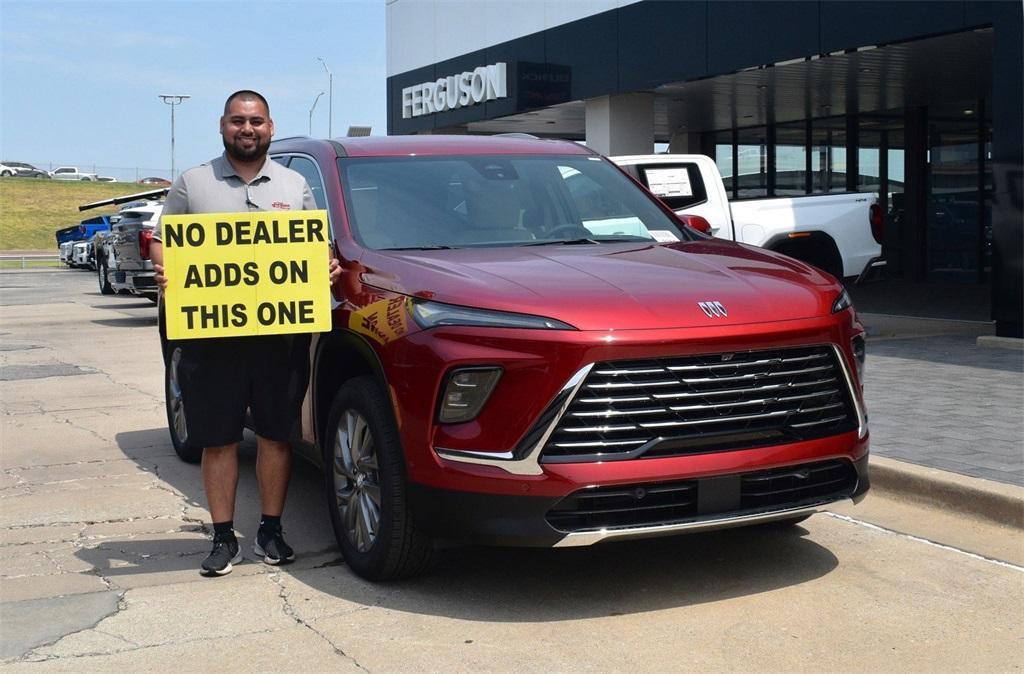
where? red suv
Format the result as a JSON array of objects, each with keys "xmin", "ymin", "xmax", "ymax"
[{"xmin": 164, "ymin": 135, "xmax": 869, "ymax": 580}]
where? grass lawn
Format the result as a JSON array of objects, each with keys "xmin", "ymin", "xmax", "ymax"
[{"xmin": 0, "ymin": 178, "xmax": 158, "ymax": 251}]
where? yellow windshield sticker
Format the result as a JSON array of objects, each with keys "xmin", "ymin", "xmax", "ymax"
[
  {"xmin": 348, "ymin": 296, "xmax": 408, "ymax": 345},
  {"xmin": 162, "ymin": 210, "xmax": 332, "ymax": 339}
]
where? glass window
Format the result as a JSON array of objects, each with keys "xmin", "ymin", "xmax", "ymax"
[
  {"xmin": 637, "ymin": 163, "xmax": 708, "ymax": 210},
  {"xmin": 775, "ymin": 123, "xmax": 807, "ymax": 196},
  {"xmin": 338, "ymin": 155, "xmax": 688, "ymax": 250},
  {"xmin": 286, "ymin": 156, "xmax": 328, "ymax": 210},
  {"xmin": 736, "ymin": 127, "xmax": 767, "ymax": 198},
  {"xmin": 811, "ymin": 118, "xmax": 847, "ymax": 193},
  {"xmin": 712, "ymin": 130, "xmax": 734, "ymax": 197}
]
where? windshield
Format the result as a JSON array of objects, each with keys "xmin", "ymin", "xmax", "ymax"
[{"xmin": 338, "ymin": 154, "xmax": 688, "ymax": 250}]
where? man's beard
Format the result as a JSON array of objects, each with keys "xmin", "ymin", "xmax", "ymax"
[{"xmin": 223, "ymin": 135, "xmax": 269, "ymax": 162}]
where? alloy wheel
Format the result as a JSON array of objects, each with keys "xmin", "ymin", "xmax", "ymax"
[
  {"xmin": 167, "ymin": 348, "xmax": 188, "ymax": 444},
  {"xmin": 333, "ymin": 409, "xmax": 382, "ymax": 553}
]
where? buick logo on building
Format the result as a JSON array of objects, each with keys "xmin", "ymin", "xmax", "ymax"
[{"xmin": 698, "ymin": 301, "xmax": 728, "ymax": 318}]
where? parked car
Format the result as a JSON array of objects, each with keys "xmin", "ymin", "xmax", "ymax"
[
  {"xmin": 161, "ymin": 135, "xmax": 870, "ymax": 581},
  {"xmin": 55, "ymin": 215, "xmax": 113, "ymax": 272},
  {"xmin": 103, "ymin": 200, "xmax": 162, "ymax": 301},
  {"xmin": 50, "ymin": 166, "xmax": 99, "ymax": 181},
  {"xmin": 0, "ymin": 161, "xmax": 50, "ymax": 178},
  {"xmin": 71, "ymin": 240, "xmax": 93, "ymax": 269},
  {"xmin": 610, "ymin": 154, "xmax": 885, "ymax": 281},
  {"xmin": 139, "ymin": 177, "xmax": 172, "ymax": 186},
  {"xmin": 58, "ymin": 241, "xmax": 74, "ymax": 266}
]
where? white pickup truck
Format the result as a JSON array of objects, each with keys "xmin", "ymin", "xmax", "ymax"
[
  {"xmin": 51, "ymin": 166, "xmax": 99, "ymax": 181},
  {"xmin": 611, "ymin": 154, "xmax": 885, "ymax": 281}
]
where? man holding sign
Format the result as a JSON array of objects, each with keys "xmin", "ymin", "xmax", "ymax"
[{"xmin": 151, "ymin": 90, "xmax": 340, "ymax": 576}]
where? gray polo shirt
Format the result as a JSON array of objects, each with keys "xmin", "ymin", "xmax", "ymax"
[{"xmin": 153, "ymin": 153, "xmax": 316, "ymax": 241}]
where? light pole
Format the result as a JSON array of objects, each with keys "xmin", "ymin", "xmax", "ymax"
[
  {"xmin": 158, "ymin": 94, "xmax": 190, "ymax": 181},
  {"xmin": 316, "ymin": 57, "xmax": 333, "ymax": 138},
  {"xmin": 308, "ymin": 91, "xmax": 325, "ymax": 136}
]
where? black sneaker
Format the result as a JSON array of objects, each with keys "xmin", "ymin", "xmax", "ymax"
[
  {"xmin": 201, "ymin": 534, "xmax": 241, "ymax": 577},
  {"xmin": 254, "ymin": 525, "xmax": 295, "ymax": 565}
]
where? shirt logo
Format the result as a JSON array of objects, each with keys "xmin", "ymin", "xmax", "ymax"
[{"xmin": 271, "ymin": 201, "xmax": 291, "ymax": 210}]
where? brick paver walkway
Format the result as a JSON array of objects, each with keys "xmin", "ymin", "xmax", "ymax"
[{"xmin": 864, "ymin": 334, "xmax": 1023, "ymax": 486}]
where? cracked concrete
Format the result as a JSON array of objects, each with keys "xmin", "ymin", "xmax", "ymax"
[{"xmin": 3, "ymin": 260, "xmax": 1023, "ymax": 671}]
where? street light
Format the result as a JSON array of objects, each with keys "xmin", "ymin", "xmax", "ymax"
[
  {"xmin": 316, "ymin": 56, "xmax": 333, "ymax": 138},
  {"xmin": 158, "ymin": 94, "xmax": 190, "ymax": 181},
  {"xmin": 308, "ymin": 91, "xmax": 325, "ymax": 136}
]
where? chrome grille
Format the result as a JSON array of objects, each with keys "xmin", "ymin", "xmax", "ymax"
[{"xmin": 541, "ymin": 345, "xmax": 857, "ymax": 462}]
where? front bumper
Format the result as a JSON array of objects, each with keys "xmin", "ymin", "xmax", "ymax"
[{"xmin": 408, "ymin": 454, "xmax": 869, "ymax": 547}]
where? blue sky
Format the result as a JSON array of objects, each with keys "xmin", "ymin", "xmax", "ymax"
[{"xmin": 0, "ymin": 0, "xmax": 387, "ymax": 181}]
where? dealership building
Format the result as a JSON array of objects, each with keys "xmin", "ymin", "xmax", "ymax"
[{"xmin": 386, "ymin": 1, "xmax": 1023, "ymax": 337}]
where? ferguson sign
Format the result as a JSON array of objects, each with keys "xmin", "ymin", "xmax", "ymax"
[{"xmin": 401, "ymin": 63, "xmax": 507, "ymax": 119}]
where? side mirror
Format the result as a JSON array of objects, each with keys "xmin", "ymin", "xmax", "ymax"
[{"xmin": 676, "ymin": 213, "xmax": 713, "ymax": 235}]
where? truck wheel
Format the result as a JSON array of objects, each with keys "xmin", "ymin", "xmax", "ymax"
[
  {"xmin": 98, "ymin": 260, "xmax": 114, "ymax": 294},
  {"xmin": 165, "ymin": 346, "xmax": 202, "ymax": 464},
  {"xmin": 323, "ymin": 376, "xmax": 436, "ymax": 580}
]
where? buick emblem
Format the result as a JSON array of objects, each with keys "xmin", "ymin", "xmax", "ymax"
[{"xmin": 698, "ymin": 301, "xmax": 728, "ymax": 318}]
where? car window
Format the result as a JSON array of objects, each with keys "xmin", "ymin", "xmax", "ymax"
[
  {"xmin": 637, "ymin": 163, "xmax": 708, "ymax": 210},
  {"xmin": 338, "ymin": 155, "xmax": 687, "ymax": 250},
  {"xmin": 285, "ymin": 156, "xmax": 328, "ymax": 211}
]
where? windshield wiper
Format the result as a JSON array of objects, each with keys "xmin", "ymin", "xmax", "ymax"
[
  {"xmin": 522, "ymin": 238, "xmax": 600, "ymax": 246},
  {"xmin": 380, "ymin": 244, "xmax": 457, "ymax": 251},
  {"xmin": 522, "ymin": 236, "xmax": 646, "ymax": 247}
]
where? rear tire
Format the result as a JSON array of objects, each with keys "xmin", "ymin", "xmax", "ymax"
[
  {"xmin": 165, "ymin": 345, "xmax": 202, "ymax": 464},
  {"xmin": 323, "ymin": 376, "xmax": 436, "ymax": 581},
  {"xmin": 98, "ymin": 260, "xmax": 114, "ymax": 294}
]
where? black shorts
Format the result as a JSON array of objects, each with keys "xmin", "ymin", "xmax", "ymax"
[{"xmin": 177, "ymin": 334, "xmax": 310, "ymax": 448}]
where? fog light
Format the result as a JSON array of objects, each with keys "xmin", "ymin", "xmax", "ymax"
[{"xmin": 438, "ymin": 367, "xmax": 502, "ymax": 423}]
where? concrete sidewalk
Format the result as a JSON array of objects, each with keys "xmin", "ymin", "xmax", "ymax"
[{"xmin": 859, "ymin": 313, "xmax": 1023, "ymax": 488}]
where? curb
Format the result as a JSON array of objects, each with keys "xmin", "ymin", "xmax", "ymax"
[
  {"xmin": 977, "ymin": 335, "xmax": 1024, "ymax": 350},
  {"xmin": 869, "ymin": 455, "xmax": 1024, "ymax": 529}
]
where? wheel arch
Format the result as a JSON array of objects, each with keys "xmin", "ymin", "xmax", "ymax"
[
  {"xmin": 763, "ymin": 231, "xmax": 844, "ymax": 279},
  {"xmin": 313, "ymin": 330, "xmax": 391, "ymax": 449}
]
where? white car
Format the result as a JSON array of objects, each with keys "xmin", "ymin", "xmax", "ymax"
[
  {"xmin": 50, "ymin": 166, "xmax": 99, "ymax": 181},
  {"xmin": 611, "ymin": 154, "xmax": 884, "ymax": 281}
]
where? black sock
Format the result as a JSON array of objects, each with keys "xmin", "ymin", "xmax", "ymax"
[
  {"xmin": 212, "ymin": 521, "xmax": 235, "ymax": 538},
  {"xmin": 259, "ymin": 514, "xmax": 281, "ymax": 532}
]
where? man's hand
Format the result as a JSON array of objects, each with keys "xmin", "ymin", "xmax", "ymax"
[
  {"xmin": 329, "ymin": 257, "xmax": 341, "ymax": 285},
  {"xmin": 154, "ymin": 263, "xmax": 168, "ymax": 290}
]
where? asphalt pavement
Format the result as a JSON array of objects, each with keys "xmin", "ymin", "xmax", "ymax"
[{"xmin": 1, "ymin": 268, "xmax": 1022, "ymax": 671}]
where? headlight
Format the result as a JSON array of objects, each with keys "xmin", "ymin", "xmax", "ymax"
[
  {"xmin": 851, "ymin": 335, "xmax": 866, "ymax": 383},
  {"xmin": 832, "ymin": 288, "xmax": 853, "ymax": 314},
  {"xmin": 410, "ymin": 299, "xmax": 576, "ymax": 330},
  {"xmin": 438, "ymin": 367, "xmax": 502, "ymax": 423}
]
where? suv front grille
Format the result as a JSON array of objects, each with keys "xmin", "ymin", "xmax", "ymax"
[
  {"xmin": 546, "ymin": 459, "xmax": 857, "ymax": 533},
  {"xmin": 541, "ymin": 345, "xmax": 856, "ymax": 463}
]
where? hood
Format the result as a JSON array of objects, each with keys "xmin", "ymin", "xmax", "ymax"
[{"xmin": 359, "ymin": 239, "xmax": 841, "ymax": 331}]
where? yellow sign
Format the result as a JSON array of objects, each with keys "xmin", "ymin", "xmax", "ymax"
[{"xmin": 162, "ymin": 210, "xmax": 332, "ymax": 340}]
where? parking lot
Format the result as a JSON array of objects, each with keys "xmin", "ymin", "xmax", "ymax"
[{"xmin": 1, "ymin": 268, "xmax": 1022, "ymax": 671}]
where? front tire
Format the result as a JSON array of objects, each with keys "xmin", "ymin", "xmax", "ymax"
[
  {"xmin": 165, "ymin": 345, "xmax": 202, "ymax": 463},
  {"xmin": 323, "ymin": 376, "xmax": 435, "ymax": 580}
]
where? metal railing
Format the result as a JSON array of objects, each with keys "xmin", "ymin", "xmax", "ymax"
[{"xmin": 0, "ymin": 254, "xmax": 62, "ymax": 269}]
